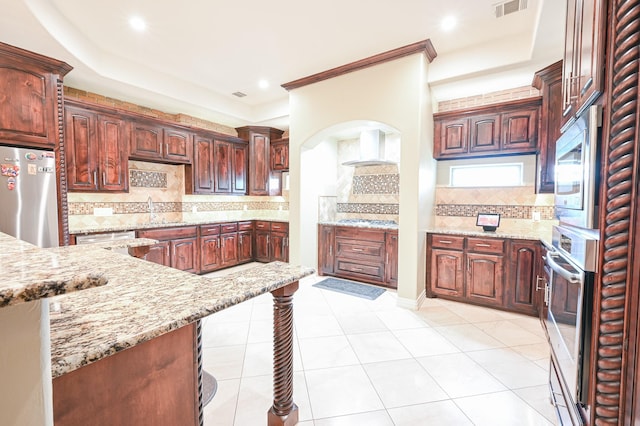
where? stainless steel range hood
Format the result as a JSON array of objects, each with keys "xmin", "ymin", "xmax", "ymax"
[{"xmin": 342, "ymin": 129, "xmax": 396, "ymax": 167}]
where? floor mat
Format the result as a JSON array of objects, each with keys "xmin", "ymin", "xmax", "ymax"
[{"xmin": 312, "ymin": 277, "xmax": 385, "ymax": 300}]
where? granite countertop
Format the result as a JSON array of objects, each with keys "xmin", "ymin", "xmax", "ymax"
[
  {"xmin": 426, "ymin": 228, "xmax": 552, "ymax": 245},
  {"xmin": 0, "ymin": 233, "xmax": 108, "ymax": 308},
  {"xmin": 71, "ymin": 218, "xmax": 289, "ymax": 235},
  {"xmin": 318, "ymin": 220, "xmax": 399, "ymax": 230},
  {"xmin": 48, "ymin": 247, "xmax": 314, "ymax": 378}
]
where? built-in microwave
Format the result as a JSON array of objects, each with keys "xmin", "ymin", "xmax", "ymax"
[{"xmin": 555, "ymin": 105, "xmax": 602, "ymax": 229}]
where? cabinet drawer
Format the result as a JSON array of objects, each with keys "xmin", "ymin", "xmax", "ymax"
[
  {"xmin": 238, "ymin": 221, "xmax": 253, "ymax": 231},
  {"xmin": 335, "ymin": 259, "xmax": 385, "ymax": 282},
  {"xmin": 270, "ymin": 221, "xmax": 288, "ymax": 232},
  {"xmin": 137, "ymin": 226, "xmax": 197, "ymax": 240},
  {"xmin": 200, "ymin": 224, "xmax": 221, "ymax": 236},
  {"xmin": 467, "ymin": 237, "xmax": 504, "ymax": 254},
  {"xmin": 430, "ymin": 234, "xmax": 464, "ymax": 250},
  {"xmin": 220, "ymin": 223, "xmax": 238, "ymax": 233},
  {"xmin": 255, "ymin": 220, "xmax": 270, "ymax": 230},
  {"xmin": 335, "ymin": 238, "xmax": 384, "ymax": 262},
  {"xmin": 335, "ymin": 227, "xmax": 385, "ymax": 242}
]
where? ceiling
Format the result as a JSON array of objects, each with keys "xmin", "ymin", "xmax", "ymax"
[{"xmin": 0, "ymin": 0, "xmax": 566, "ymax": 130}]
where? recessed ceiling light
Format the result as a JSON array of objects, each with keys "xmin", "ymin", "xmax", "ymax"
[
  {"xmin": 441, "ymin": 15, "xmax": 457, "ymax": 32},
  {"xmin": 258, "ymin": 79, "xmax": 270, "ymax": 90},
  {"xmin": 129, "ymin": 16, "xmax": 147, "ymax": 32}
]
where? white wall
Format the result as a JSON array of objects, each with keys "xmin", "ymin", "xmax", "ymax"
[
  {"xmin": 288, "ymin": 52, "xmax": 436, "ymax": 304},
  {"xmin": 0, "ymin": 301, "xmax": 53, "ymax": 426}
]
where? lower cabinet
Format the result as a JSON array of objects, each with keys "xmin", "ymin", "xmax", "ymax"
[
  {"xmin": 238, "ymin": 221, "xmax": 254, "ymax": 263},
  {"xmin": 254, "ymin": 221, "xmax": 289, "ymax": 263},
  {"xmin": 427, "ymin": 233, "xmax": 543, "ymax": 316},
  {"xmin": 137, "ymin": 227, "xmax": 198, "ymax": 273},
  {"xmin": 317, "ymin": 224, "xmax": 398, "ymax": 289},
  {"xmin": 219, "ymin": 223, "xmax": 239, "ymax": 268}
]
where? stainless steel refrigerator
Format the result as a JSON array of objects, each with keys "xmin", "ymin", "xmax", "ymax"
[{"xmin": 0, "ymin": 145, "xmax": 59, "ymax": 248}]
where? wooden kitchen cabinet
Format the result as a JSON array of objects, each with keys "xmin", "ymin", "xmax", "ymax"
[
  {"xmin": 427, "ymin": 233, "xmax": 543, "ymax": 316},
  {"xmin": 0, "ymin": 42, "xmax": 72, "ymax": 149},
  {"xmin": 270, "ymin": 137, "xmax": 289, "ymax": 170},
  {"xmin": 318, "ymin": 225, "xmax": 336, "ymax": 275},
  {"xmin": 532, "ymin": 60, "xmax": 563, "ymax": 193},
  {"xmin": 219, "ymin": 223, "xmax": 239, "ymax": 268},
  {"xmin": 65, "ymin": 104, "xmax": 129, "ymax": 192},
  {"xmin": 137, "ymin": 226, "xmax": 198, "ymax": 272},
  {"xmin": 561, "ymin": 0, "xmax": 607, "ymax": 130},
  {"xmin": 129, "ymin": 121, "xmax": 193, "ymax": 164},
  {"xmin": 505, "ymin": 240, "xmax": 542, "ymax": 316},
  {"xmin": 433, "ymin": 97, "xmax": 542, "ymax": 160},
  {"xmin": 318, "ymin": 224, "xmax": 397, "ymax": 288},
  {"xmin": 236, "ymin": 126, "xmax": 284, "ymax": 195},
  {"xmin": 186, "ymin": 135, "xmax": 247, "ymax": 195},
  {"xmin": 238, "ymin": 221, "xmax": 254, "ymax": 263},
  {"xmin": 199, "ymin": 224, "xmax": 221, "ymax": 273},
  {"xmin": 254, "ymin": 221, "xmax": 289, "ymax": 262}
]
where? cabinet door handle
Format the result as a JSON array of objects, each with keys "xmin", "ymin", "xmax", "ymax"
[
  {"xmin": 165, "ymin": 143, "xmax": 169, "ymax": 156},
  {"xmin": 102, "ymin": 172, "xmax": 106, "ymax": 186},
  {"xmin": 467, "ymin": 257, "xmax": 470, "ymax": 271},
  {"xmin": 438, "ymin": 240, "xmax": 452, "ymax": 244},
  {"xmin": 535, "ymin": 275, "xmax": 545, "ymax": 291},
  {"xmin": 386, "ymin": 253, "xmax": 389, "ymax": 264},
  {"xmin": 329, "ymin": 246, "xmax": 332, "ymax": 257},
  {"xmin": 474, "ymin": 243, "xmax": 491, "ymax": 248},
  {"xmin": 352, "ymin": 248, "xmax": 364, "ymax": 252},
  {"xmin": 93, "ymin": 170, "xmax": 97, "ymax": 186}
]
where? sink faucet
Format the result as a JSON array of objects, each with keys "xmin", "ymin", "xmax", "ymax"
[{"xmin": 147, "ymin": 196, "xmax": 157, "ymax": 223}]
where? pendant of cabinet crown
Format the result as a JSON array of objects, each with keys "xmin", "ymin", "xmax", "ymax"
[
  {"xmin": 560, "ymin": 0, "xmax": 607, "ymax": 130},
  {"xmin": 433, "ymin": 97, "xmax": 541, "ymax": 160}
]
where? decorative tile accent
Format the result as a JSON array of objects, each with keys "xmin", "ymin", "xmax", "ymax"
[
  {"xmin": 352, "ymin": 174, "xmax": 399, "ymax": 194},
  {"xmin": 435, "ymin": 204, "xmax": 556, "ymax": 220},
  {"xmin": 68, "ymin": 201, "xmax": 289, "ymax": 216},
  {"xmin": 129, "ymin": 170, "xmax": 167, "ymax": 188},
  {"xmin": 337, "ymin": 203, "xmax": 399, "ymax": 215}
]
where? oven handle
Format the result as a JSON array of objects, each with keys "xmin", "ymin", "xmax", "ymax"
[{"xmin": 546, "ymin": 252, "xmax": 581, "ymax": 283}]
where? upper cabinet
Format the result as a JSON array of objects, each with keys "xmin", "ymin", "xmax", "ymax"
[
  {"xmin": 270, "ymin": 137, "xmax": 289, "ymax": 171},
  {"xmin": 129, "ymin": 121, "xmax": 193, "ymax": 164},
  {"xmin": 236, "ymin": 126, "xmax": 284, "ymax": 196},
  {"xmin": 433, "ymin": 98, "xmax": 541, "ymax": 160},
  {"xmin": 561, "ymin": 0, "xmax": 607, "ymax": 130},
  {"xmin": 533, "ymin": 60, "xmax": 563, "ymax": 194},
  {"xmin": 65, "ymin": 103, "xmax": 129, "ymax": 192},
  {"xmin": 185, "ymin": 134, "xmax": 248, "ymax": 195},
  {"xmin": 0, "ymin": 42, "xmax": 72, "ymax": 149}
]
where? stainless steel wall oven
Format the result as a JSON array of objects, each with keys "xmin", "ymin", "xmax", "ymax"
[{"xmin": 545, "ymin": 225, "xmax": 598, "ymax": 424}]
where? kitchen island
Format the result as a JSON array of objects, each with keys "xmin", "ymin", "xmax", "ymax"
[{"xmin": 1, "ymin": 232, "xmax": 313, "ymax": 426}]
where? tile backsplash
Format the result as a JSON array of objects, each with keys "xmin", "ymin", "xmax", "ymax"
[{"xmin": 67, "ymin": 161, "xmax": 288, "ymax": 232}]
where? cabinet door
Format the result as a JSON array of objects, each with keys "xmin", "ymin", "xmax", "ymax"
[
  {"xmin": 248, "ymin": 133, "xmax": 270, "ymax": 195},
  {"xmin": 163, "ymin": 127, "xmax": 193, "ymax": 164},
  {"xmin": 65, "ymin": 107, "xmax": 97, "ymax": 191},
  {"xmin": 213, "ymin": 140, "xmax": 232, "ymax": 193},
  {"xmin": 171, "ymin": 237, "xmax": 198, "ymax": 273},
  {"xmin": 191, "ymin": 135, "xmax": 214, "ymax": 193},
  {"xmin": 574, "ymin": 0, "xmax": 606, "ymax": 116},
  {"xmin": 469, "ymin": 114, "xmax": 500, "ymax": 153},
  {"xmin": 232, "ymin": 143, "xmax": 248, "ymax": 194},
  {"xmin": 271, "ymin": 231, "xmax": 288, "ymax": 262},
  {"xmin": 130, "ymin": 122, "xmax": 163, "ymax": 161},
  {"xmin": 501, "ymin": 107, "xmax": 539, "ymax": 153},
  {"xmin": 505, "ymin": 241, "xmax": 540, "ymax": 315},
  {"xmin": 200, "ymin": 235, "xmax": 221, "ymax": 273},
  {"xmin": 238, "ymin": 230, "xmax": 253, "ymax": 263},
  {"xmin": 318, "ymin": 225, "xmax": 335, "ymax": 275},
  {"xmin": 271, "ymin": 140, "xmax": 289, "ymax": 170},
  {"xmin": 97, "ymin": 114, "xmax": 128, "ymax": 192},
  {"xmin": 435, "ymin": 118, "xmax": 468, "ymax": 158},
  {"xmin": 254, "ymin": 230, "xmax": 270, "ymax": 262},
  {"xmin": 466, "ymin": 253, "xmax": 504, "ymax": 307},
  {"xmin": 220, "ymin": 233, "xmax": 239, "ymax": 267},
  {"xmin": 429, "ymin": 248, "xmax": 464, "ymax": 298},
  {"xmin": 561, "ymin": 0, "xmax": 578, "ymax": 128},
  {"xmin": 143, "ymin": 241, "xmax": 171, "ymax": 266},
  {"xmin": 385, "ymin": 232, "xmax": 398, "ymax": 288}
]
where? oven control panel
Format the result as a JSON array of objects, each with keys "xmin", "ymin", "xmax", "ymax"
[{"xmin": 552, "ymin": 225, "xmax": 599, "ymax": 272}]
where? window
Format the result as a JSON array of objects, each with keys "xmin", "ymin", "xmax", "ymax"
[{"xmin": 450, "ymin": 163, "xmax": 523, "ymax": 187}]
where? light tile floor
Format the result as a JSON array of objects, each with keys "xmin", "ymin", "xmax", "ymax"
[{"xmin": 202, "ymin": 263, "xmax": 558, "ymax": 425}]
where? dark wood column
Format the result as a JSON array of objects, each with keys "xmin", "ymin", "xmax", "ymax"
[
  {"xmin": 268, "ymin": 281, "xmax": 299, "ymax": 426},
  {"xmin": 593, "ymin": 0, "xmax": 640, "ymax": 424}
]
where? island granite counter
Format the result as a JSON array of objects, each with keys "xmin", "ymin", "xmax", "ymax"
[{"xmin": 48, "ymin": 244, "xmax": 313, "ymax": 426}]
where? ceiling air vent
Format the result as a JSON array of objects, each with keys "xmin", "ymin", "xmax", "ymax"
[
  {"xmin": 232, "ymin": 91, "xmax": 247, "ymax": 98},
  {"xmin": 494, "ymin": 0, "xmax": 528, "ymax": 18}
]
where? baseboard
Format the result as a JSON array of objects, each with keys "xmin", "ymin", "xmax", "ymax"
[{"xmin": 396, "ymin": 289, "xmax": 426, "ymax": 310}]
